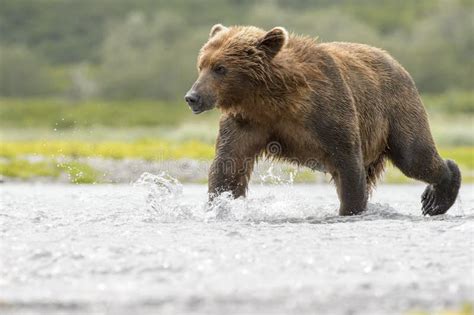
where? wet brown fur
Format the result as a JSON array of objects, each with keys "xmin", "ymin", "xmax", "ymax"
[{"xmin": 190, "ymin": 25, "xmax": 461, "ymax": 216}]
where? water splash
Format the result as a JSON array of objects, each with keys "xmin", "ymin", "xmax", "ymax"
[
  {"xmin": 134, "ymin": 172, "xmax": 192, "ymax": 221},
  {"xmin": 132, "ymin": 171, "xmax": 318, "ymax": 223},
  {"xmin": 132, "ymin": 171, "xmax": 362, "ymax": 223},
  {"xmin": 205, "ymin": 191, "xmax": 236, "ymax": 221},
  {"xmin": 131, "ymin": 171, "xmax": 471, "ymax": 225},
  {"xmin": 258, "ymin": 163, "xmax": 296, "ymax": 185}
]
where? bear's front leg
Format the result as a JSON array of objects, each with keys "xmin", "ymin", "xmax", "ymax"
[
  {"xmin": 208, "ymin": 116, "xmax": 268, "ymax": 201},
  {"xmin": 208, "ymin": 154, "xmax": 253, "ymax": 200},
  {"xmin": 332, "ymin": 155, "xmax": 368, "ymax": 216}
]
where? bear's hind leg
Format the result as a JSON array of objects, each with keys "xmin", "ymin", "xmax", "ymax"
[{"xmin": 388, "ymin": 129, "xmax": 461, "ymax": 216}]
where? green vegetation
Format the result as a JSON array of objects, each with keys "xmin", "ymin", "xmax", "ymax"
[
  {"xmin": 58, "ymin": 161, "xmax": 98, "ymax": 184},
  {"xmin": 423, "ymin": 91, "xmax": 474, "ymax": 115},
  {"xmin": 0, "ymin": 159, "xmax": 60, "ymax": 179},
  {"xmin": 2, "ymin": 141, "xmax": 471, "ymax": 168},
  {"xmin": 0, "ymin": 140, "xmax": 215, "ymax": 160},
  {"xmin": 0, "ymin": 158, "xmax": 98, "ymax": 183},
  {"xmin": 0, "ymin": 98, "xmax": 193, "ymax": 128}
]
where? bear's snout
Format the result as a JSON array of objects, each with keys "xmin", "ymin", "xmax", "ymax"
[{"xmin": 184, "ymin": 91, "xmax": 203, "ymax": 114}]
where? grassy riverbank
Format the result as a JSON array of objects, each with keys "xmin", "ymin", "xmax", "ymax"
[{"xmin": 1, "ymin": 140, "xmax": 472, "ymax": 184}]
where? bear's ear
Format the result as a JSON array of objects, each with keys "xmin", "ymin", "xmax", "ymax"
[
  {"xmin": 257, "ymin": 27, "xmax": 288, "ymax": 59},
  {"xmin": 209, "ymin": 24, "xmax": 228, "ymax": 39}
]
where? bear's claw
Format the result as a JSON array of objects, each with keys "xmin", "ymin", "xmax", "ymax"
[
  {"xmin": 421, "ymin": 160, "xmax": 461, "ymax": 216},
  {"xmin": 421, "ymin": 185, "xmax": 448, "ymax": 216}
]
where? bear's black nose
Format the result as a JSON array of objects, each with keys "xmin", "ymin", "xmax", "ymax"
[{"xmin": 185, "ymin": 92, "xmax": 200, "ymax": 106}]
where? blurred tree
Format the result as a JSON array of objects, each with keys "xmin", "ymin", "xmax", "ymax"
[
  {"xmin": 247, "ymin": 4, "xmax": 380, "ymax": 44},
  {"xmin": 0, "ymin": 45, "xmax": 54, "ymax": 96},
  {"xmin": 386, "ymin": 1, "xmax": 474, "ymax": 92},
  {"xmin": 0, "ymin": 0, "xmax": 472, "ymax": 98},
  {"xmin": 99, "ymin": 11, "xmax": 205, "ymax": 100}
]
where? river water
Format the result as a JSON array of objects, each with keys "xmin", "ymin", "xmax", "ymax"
[{"xmin": 1, "ymin": 173, "xmax": 473, "ymax": 314}]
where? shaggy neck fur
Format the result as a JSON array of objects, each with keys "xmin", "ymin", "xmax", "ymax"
[{"xmin": 234, "ymin": 44, "xmax": 312, "ymax": 123}]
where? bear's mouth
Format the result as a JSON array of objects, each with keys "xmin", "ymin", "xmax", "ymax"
[
  {"xmin": 190, "ymin": 103, "xmax": 214, "ymax": 114},
  {"xmin": 191, "ymin": 108, "xmax": 205, "ymax": 114},
  {"xmin": 189, "ymin": 101, "xmax": 216, "ymax": 114}
]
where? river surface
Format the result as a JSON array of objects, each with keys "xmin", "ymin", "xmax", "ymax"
[{"xmin": 1, "ymin": 173, "xmax": 473, "ymax": 315}]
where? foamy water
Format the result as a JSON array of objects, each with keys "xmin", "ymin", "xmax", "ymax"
[{"xmin": 1, "ymin": 173, "xmax": 473, "ymax": 314}]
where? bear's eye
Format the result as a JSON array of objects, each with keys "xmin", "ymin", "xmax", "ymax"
[{"xmin": 213, "ymin": 65, "xmax": 227, "ymax": 75}]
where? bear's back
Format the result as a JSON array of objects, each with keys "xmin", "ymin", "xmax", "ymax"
[{"xmin": 284, "ymin": 39, "xmax": 420, "ymax": 166}]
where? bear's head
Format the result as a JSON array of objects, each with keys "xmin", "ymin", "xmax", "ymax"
[{"xmin": 185, "ymin": 24, "xmax": 289, "ymax": 114}]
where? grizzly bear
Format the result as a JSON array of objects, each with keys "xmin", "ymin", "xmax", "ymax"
[{"xmin": 185, "ymin": 24, "xmax": 461, "ymax": 216}]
